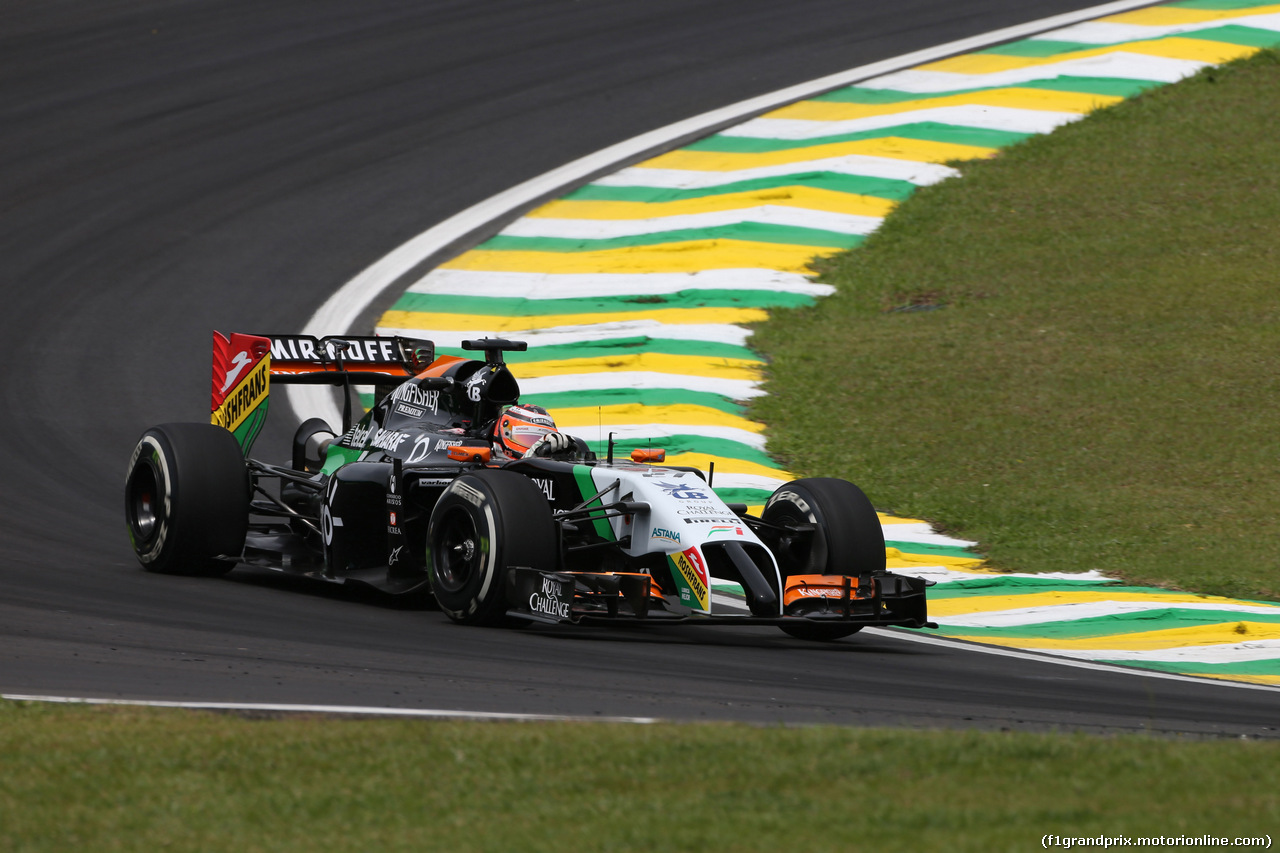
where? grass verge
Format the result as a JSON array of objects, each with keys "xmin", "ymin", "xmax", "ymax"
[
  {"xmin": 752, "ymin": 50, "xmax": 1280, "ymax": 600},
  {"xmin": 2, "ymin": 702, "xmax": 1278, "ymax": 851}
]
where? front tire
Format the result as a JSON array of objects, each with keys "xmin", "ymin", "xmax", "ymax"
[
  {"xmin": 124, "ymin": 423, "xmax": 250, "ymax": 576},
  {"xmin": 763, "ymin": 477, "xmax": 885, "ymax": 641},
  {"xmin": 427, "ymin": 470, "xmax": 557, "ymax": 626}
]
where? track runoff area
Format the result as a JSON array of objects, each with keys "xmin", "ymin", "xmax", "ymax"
[{"xmin": 284, "ymin": 0, "xmax": 1280, "ymax": 705}]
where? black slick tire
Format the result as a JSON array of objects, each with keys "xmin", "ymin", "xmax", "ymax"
[
  {"xmin": 763, "ymin": 477, "xmax": 886, "ymax": 641},
  {"xmin": 124, "ymin": 423, "xmax": 250, "ymax": 576},
  {"xmin": 427, "ymin": 469, "xmax": 557, "ymax": 626}
]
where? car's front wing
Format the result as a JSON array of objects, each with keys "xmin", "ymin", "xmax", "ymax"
[{"xmin": 505, "ymin": 567, "xmax": 935, "ymax": 630}]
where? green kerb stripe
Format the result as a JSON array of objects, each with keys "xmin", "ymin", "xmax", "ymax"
[
  {"xmin": 436, "ymin": 338, "xmax": 761, "ymax": 364},
  {"xmin": 394, "ymin": 289, "xmax": 819, "ymax": 316},
  {"xmin": 1172, "ymin": 0, "xmax": 1280, "ymax": 10},
  {"xmin": 884, "ymin": 540, "xmax": 979, "ymax": 559},
  {"xmin": 565, "ymin": 174, "xmax": 918, "ymax": 203},
  {"xmin": 357, "ymin": 387, "xmax": 756, "ymax": 420},
  {"xmin": 977, "ymin": 40, "xmax": 1106, "ymax": 58},
  {"xmin": 477, "ymin": 224, "xmax": 861, "ymax": 253},
  {"xmin": 1097, "ymin": 658, "xmax": 1280, "ymax": 677},
  {"xmin": 925, "ymin": 579, "xmax": 1126, "ymax": 600},
  {"xmin": 812, "ymin": 77, "xmax": 1162, "ymax": 102},
  {"xmin": 1183, "ymin": 24, "xmax": 1280, "ymax": 48},
  {"xmin": 581, "ymin": 435, "xmax": 778, "ymax": 468},
  {"xmin": 689, "ymin": 124, "xmax": 1030, "ymax": 153},
  {"xmin": 977, "ymin": 27, "xmax": 1280, "ymax": 54},
  {"xmin": 525, "ymin": 388, "xmax": 748, "ymax": 415},
  {"xmin": 713, "ymin": 486, "xmax": 775, "ymax": 506},
  {"xmin": 932, "ymin": 609, "xmax": 1280, "ymax": 641},
  {"xmin": 981, "ymin": 29, "xmax": 1280, "ymax": 56}
]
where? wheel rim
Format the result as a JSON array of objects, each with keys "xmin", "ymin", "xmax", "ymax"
[
  {"xmin": 127, "ymin": 461, "xmax": 162, "ymax": 546},
  {"xmin": 434, "ymin": 507, "xmax": 481, "ymax": 593}
]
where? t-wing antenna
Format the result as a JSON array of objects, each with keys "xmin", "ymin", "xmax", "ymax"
[{"xmin": 462, "ymin": 338, "xmax": 528, "ymax": 365}]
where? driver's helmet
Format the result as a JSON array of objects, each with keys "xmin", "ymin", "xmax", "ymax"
[{"xmin": 495, "ymin": 404, "xmax": 558, "ymax": 457}]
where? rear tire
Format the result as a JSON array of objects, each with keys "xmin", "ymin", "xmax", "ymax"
[
  {"xmin": 763, "ymin": 478, "xmax": 885, "ymax": 641},
  {"xmin": 427, "ymin": 470, "xmax": 557, "ymax": 626},
  {"xmin": 124, "ymin": 423, "xmax": 250, "ymax": 576}
]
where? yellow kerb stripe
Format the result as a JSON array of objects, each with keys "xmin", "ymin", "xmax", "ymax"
[
  {"xmin": 1103, "ymin": 4, "xmax": 1280, "ymax": 26},
  {"xmin": 919, "ymin": 37, "xmax": 1258, "ymax": 75},
  {"xmin": 380, "ymin": 304, "xmax": 770, "ymax": 332},
  {"xmin": 949, "ymin": 621, "xmax": 1280, "ymax": 651},
  {"xmin": 663, "ymin": 452, "xmax": 789, "ymax": 481},
  {"xmin": 930, "ymin": 590, "xmax": 1280, "ymax": 619},
  {"xmin": 529, "ymin": 188, "xmax": 898, "ymax": 220},
  {"xmin": 1187, "ymin": 673, "xmax": 1280, "ymax": 685},
  {"xmin": 769, "ymin": 88, "xmax": 1121, "ymax": 122},
  {"xmin": 548, "ymin": 404, "xmax": 766, "ymax": 432},
  {"xmin": 640, "ymin": 137, "xmax": 994, "ymax": 171},
  {"xmin": 886, "ymin": 551, "xmax": 986, "ymax": 571},
  {"xmin": 880, "ymin": 514, "xmax": 930, "ymax": 525},
  {"xmin": 511, "ymin": 353, "xmax": 764, "ymax": 381},
  {"xmin": 436, "ymin": 241, "xmax": 836, "ymax": 275}
]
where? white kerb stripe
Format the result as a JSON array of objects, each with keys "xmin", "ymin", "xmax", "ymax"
[
  {"xmin": 862, "ymin": 53, "xmax": 1208, "ymax": 92},
  {"xmin": 560, "ymin": 423, "xmax": 767, "ymax": 450},
  {"xmin": 596, "ymin": 155, "xmax": 960, "ymax": 189},
  {"xmin": 498, "ymin": 207, "xmax": 884, "ymax": 239},
  {"xmin": 701, "ymin": 472, "xmax": 789, "ymax": 493},
  {"xmin": 879, "ymin": 521, "xmax": 979, "ymax": 548},
  {"xmin": 375, "ymin": 322, "xmax": 756, "ymax": 349},
  {"xmin": 1035, "ymin": 12, "xmax": 1280, "ymax": 45},
  {"xmin": 1044, "ymin": 640, "xmax": 1280, "ymax": 665},
  {"xmin": 938, "ymin": 600, "xmax": 1280, "ymax": 628},
  {"xmin": 406, "ymin": 269, "xmax": 835, "ymax": 299},
  {"xmin": 725, "ymin": 106, "xmax": 1087, "ymax": 140},
  {"xmin": 518, "ymin": 372, "xmax": 765, "ymax": 398}
]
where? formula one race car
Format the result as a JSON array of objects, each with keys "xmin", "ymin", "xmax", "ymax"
[{"xmin": 124, "ymin": 332, "xmax": 933, "ymax": 640}]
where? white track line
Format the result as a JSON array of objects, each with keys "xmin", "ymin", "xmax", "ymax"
[
  {"xmin": 289, "ymin": 0, "xmax": 1166, "ymax": 430},
  {"xmin": 0, "ymin": 694, "xmax": 659, "ymax": 723},
  {"xmin": 862, "ymin": 629, "xmax": 1280, "ymax": 693}
]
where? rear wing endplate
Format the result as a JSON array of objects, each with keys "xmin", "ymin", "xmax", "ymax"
[{"xmin": 211, "ymin": 332, "xmax": 434, "ymax": 455}]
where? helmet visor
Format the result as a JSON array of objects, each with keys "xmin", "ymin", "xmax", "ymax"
[{"xmin": 505, "ymin": 423, "xmax": 555, "ymax": 453}]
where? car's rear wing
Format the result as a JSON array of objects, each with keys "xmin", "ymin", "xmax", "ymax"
[
  {"xmin": 212, "ymin": 332, "xmax": 434, "ymax": 454},
  {"xmin": 262, "ymin": 334, "xmax": 434, "ymax": 383}
]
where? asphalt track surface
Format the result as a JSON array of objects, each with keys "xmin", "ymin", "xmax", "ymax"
[{"xmin": 3, "ymin": 0, "xmax": 1277, "ymax": 736}]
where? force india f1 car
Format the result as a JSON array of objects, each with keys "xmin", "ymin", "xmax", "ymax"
[{"xmin": 125, "ymin": 332, "xmax": 934, "ymax": 640}]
